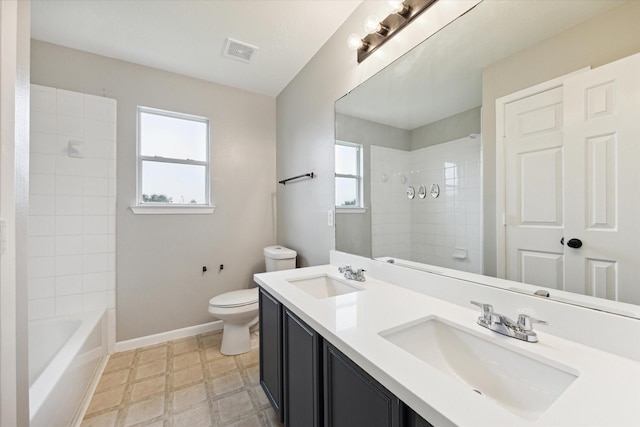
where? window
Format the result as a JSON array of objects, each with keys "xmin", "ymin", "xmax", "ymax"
[
  {"xmin": 136, "ymin": 107, "xmax": 210, "ymax": 208},
  {"xmin": 335, "ymin": 141, "xmax": 363, "ymax": 208}
]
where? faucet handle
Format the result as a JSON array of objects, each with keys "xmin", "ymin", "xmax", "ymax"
[
  {"xmin": 470, "ymin": 301, "xmax": 496, "ymax": 323},
  {"xmin": 470, "ymin": 301, "xmax": 494, "ymax": 314},
  {"xmin": 517, "ymin": 314, "xmax": 548, "ymax": 332},
  {"xmin": 338, "ymin": 265, "xmax": 352, "ymax": 273}
]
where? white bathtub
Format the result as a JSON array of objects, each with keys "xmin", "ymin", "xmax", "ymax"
[{"xmin": 29, "ymin": 310, "xmax": 107, "ymax": 427}]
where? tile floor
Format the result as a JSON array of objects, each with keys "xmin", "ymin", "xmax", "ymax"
[{"xmin": 81, "ymin": 330, "xmax": 283, "ymax": 427}]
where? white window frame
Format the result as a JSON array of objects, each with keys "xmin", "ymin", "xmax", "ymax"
[
  {"xmin": 131, "ymin": 106, "xmax": 214, "ymax": 215},
  {"xmin": 335, "ymin": 140, "xmax": 364, "ymax": 210}
]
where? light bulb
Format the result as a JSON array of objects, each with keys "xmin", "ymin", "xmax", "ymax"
[
  {"xmin": 387, "ymin": 0, "xmax": 404, "ymax": 14},
  {"xmin": 363, "ymin": 15, "xmax": 381, "ymax": 34},
  {"xmin": 347, "ymin": 33, "xmax": 363, "ymax": 51}
]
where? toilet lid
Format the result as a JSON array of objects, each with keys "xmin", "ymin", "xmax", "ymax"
[{"xmin": 209, "ymin": 288, "xmax": 258, "ymax": 308}]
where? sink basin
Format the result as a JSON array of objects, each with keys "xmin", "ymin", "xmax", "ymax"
[
  {"xmin": 287, "ymin": 274, "xmax": 364, "ymax": 299},
  {"xmin": 379, "ymin": 317, "xmax": 578, "ymax": 420}
]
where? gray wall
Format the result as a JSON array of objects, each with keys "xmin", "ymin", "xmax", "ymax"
[
  {"xmin": 481, "ymin": 1, "xmax": 640, "ymax": 276},
  {"xmin": 335, "ymin": 114, "xmax": 410, "ymax": 258},
  {"xmin": 31, "ymin": 41, "xmax": 276, "ymax": 341},
  {"xmin": 411, "ymin": 107, "xmax": 481, "ymax": 150}
]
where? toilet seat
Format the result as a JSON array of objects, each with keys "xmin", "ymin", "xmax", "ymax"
[{"xmin": 209, "ymin": 288, "xmax": 258, "ymax": 308}]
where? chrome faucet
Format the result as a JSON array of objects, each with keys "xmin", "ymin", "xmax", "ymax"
[
  {"xmin": 470, "ymin": 301, "xmax": 547, "ymax": 343},
  {"xmin": 338, "ymin": 265, "xmax": 366, "ymax": 282}
]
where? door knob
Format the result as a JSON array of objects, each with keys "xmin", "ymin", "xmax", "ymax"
[{"xmin": 567, "ymin": 238, "xmax": 582, "ymax": 248}]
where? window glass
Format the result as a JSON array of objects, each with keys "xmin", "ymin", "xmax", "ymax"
[
  {"xmin": 335, "ymin": 144, "xmax": 358, "ymax": 175},
  {"xmin": 336, "ymin": 177, "xmax": 359, "ymax": 207},
  {"xmin": 137, "ymin": 107, "xmax": 209, "ymax": 205}
]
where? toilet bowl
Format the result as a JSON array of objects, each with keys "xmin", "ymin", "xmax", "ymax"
[
  {"xmin": 208, "ymin": 288, "xmax": 259, "ymax": 355},
  {"xmin": 209, "ymin": 245, "xmax": 296, "ymax": 355}
]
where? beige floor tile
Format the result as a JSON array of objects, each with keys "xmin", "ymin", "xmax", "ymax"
[
  {"xmin": 171, "ymin": 402, "xmax": 212, "ymax": 427},
  {"xmin": 172, "ymin": 383, "xmax": 207, "ymax": 412},
  {"xmin": 173, "ymin": 351, "xmax": 201, "ymax": 371},
  {"xmin": 260, "ymin": 408, "xmax": 283, "ymax": 427},
  {"xmin": 235, "ymin": 349, "xmax": 259, "ymax": 368},
  {"xmin": 208, "ymin": 357, "xmax": 238, "ymax": 378},
  {"xmin": 211, "ymin": 371, "xmax": 244, "ymax": 397},
  {"xmin": 80, "ymin": 410, "xmax": 118, "ymax": 427},
  {"xmin": 131, "ymin": 375, "xmax": 166, "ymax": 402},
  {"xmin": 204, "ymin": 346, "xmax": 225, "ymax": 361},
  {"xmin": 139, "ymin": 345, "xmax": 168, "ymax": 364},
  {"xmin": 124, "ymin": 396, "xmax": 165, "ymax": 426},
  {"xmin": 225, "ymin": 414, "xmax": 262, "ymax": 427},
  {"xmin": 250, "ymin": 385, "xmax": 271, "ymax": 409},
  {"xmin": 173, "ymin": 337, "xmax": 199, "ymax": 355},
  {"xmin": 173, "ymin": 364, "xmax": 204, "ymax": 389},
  {"xmin": 96, "ymin": 369, "xmax": 130, "ymax": 393},
  {"xmin": 214, "ymin": 391, "xmax": 254, "ymax": 424},
  {"xmin": 86, "ymin": 385, "xmax": 125, "ymax": 415},
  {"xmin": 136, "ymin": 359, "xmax": 167, "ymax": 380},
  {"xmin": 104, "ymin": 352, "xmax": 135, "ymax": 373},
  {"xmin": 201, "ymin": 332, "xmax": 222, "ymax": 349},
  {"xmin": 242, "ymin": 364, "xmax": 260, "ymax": 386}
]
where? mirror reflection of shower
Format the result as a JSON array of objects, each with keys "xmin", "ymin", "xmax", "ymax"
[{"xmin": 371, "ymin": 134, "xmax": 482, "ymax": 273}]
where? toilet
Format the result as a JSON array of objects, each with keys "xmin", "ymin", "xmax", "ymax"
[{"xmin": 208, "ymin": 245, "xmax": 297, "ymax": 355}]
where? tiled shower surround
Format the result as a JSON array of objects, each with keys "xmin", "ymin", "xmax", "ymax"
[
  {"xmin": 28, "ymin": 85, "xmax": 116, "ymax": 320},
  {"xmin": 371, "ymin": 136, "xmax": 482, "ymax": 273}
]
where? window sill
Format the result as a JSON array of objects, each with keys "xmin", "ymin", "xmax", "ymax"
[
  {"xmin": 336, "ymin": 207, "xmax": 367, "ymax": 214},
  {"xmin": 130, "ymin": 205, "xmax": 216, "ymax": 215}
]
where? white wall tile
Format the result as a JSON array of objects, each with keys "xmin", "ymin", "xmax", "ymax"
[
  {"xmin": 56, "ymin": 254, "xmax": 82, "ymax": 276},
  {"xmin": 83, "ymin": 158, "xmax": 109, "ymax": 178},
  {"xmin": 107, "ymin": 290, "xmax": 116, "ymax": 309},
  {"xmin": 57, "ymin": 89, "xmax": 83, "ymax": 117},
  {"xmin": 55, "ymin": 216, "xmax": 83, "ymax": 236},
  {"xmin": 83, "ymin": 272, "xmax": 107, "ymax": 293},
  {"xmin": 30, "ymin": 112, "xmax": 56, "ymax": 134},
  {"xmin": 83, "ymin": 196, "xmax": 108, "ymax": 216},
  {"xmin": 29, "ymin": 298, "xmax": 55, "ymax": 320},
  {"xmin": 84, "ymin": 95, "xmax": 110, "ymax": 121},
  {"xmin": 30, "ymin": 152, "xmax": 56, "ymax": 175},
  {"xmin": 31, "ymin": 131, "xmax": 58, "ymax": 154},
  {"xmin": 84, "ymin": 138, "xmax": 109, "ymax": 159},
  {"xmin": 82, "ymin": 253, "xmax": 107, "ymax": 274},
  {"xmin": 29, "ymin": 216, "xmax": 55, "ymax": 237},
  {"xmin": 83, "ymin": 235, "xmax": 107, "ymax": 254},
  {"xmin": 31, "ymin": 85, "xmax": 57, "ymax": 113},
  {"xmin": 55, "ymin": 155, "xmax": 83, "ymax": 176},
  {"xmin": 30, "ymin": 174, "xmax": 55, "ymax": 195},
  {"xmin": 107, "ymin": 272, "xmax": 116, "ymax": 290},
  {"xmin": 55, "ymin": 195, "xmax": 83, "ymax": 216},
  {"xmin": 83, "ymin": 177, "xmax": 108, "ymax": 197},
  {"xmin": 55, "ymin": 175, "xmax": 83, "ymax": 195},
  {"xmin": 55, "ymin": 294, "xmax": 82, "ymax": 316},
  {"xmin": 28, "ymin": 236, "xmax": 55, "ymax": 258},
  {"xmin": 28, "ymin": 256, "xmax": 55, "ymax": 279},
  {"xmin": 55, "ymin": 275, "xmax": 82, "ymax": 296},
  {"xmin": 55, "ymin": 235, "xmax": 83, "ymax": 255},
  {"xmin": 83, "ymin": 216, "xmax": 107, "ymax": 235},
  {"xmin": 83, "ymin": 292, "xmax": 107, "ymax": 312},
  {"xmin": 28, "ymin": 277, "xmax": 55, "ymax": 300},
  {"xmin": 56, "ymin": 114, "xmax": 83, "ymax": 137}
]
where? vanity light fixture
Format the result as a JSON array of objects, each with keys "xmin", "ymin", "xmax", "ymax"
[{"xmin": 348, "ymin": 0, "xmax": 438, "ymax": 63}]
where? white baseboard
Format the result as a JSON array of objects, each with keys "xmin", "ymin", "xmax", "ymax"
[{"xmin": 114, "ymin": 320, "xmax": 224, "ymax": 353}]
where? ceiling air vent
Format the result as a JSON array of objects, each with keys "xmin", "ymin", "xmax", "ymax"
[{"xmin": 223, "ymin": 38, "xmax": 258, "ymax": 64}]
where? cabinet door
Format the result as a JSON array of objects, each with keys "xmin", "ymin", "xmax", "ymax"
[
  {"xmin": 259, "ymin": 288, "xmax": 283, "ymax": 421},
  {"xmin": 401, "ymin": 404, "xmax": 434, "ymax": 427},
  {"xmin": 324, "ymin": 342, "xmax": 400, "ymax": 427},
  {"xmin": 284, "ymin": 308, "xmax": 322, "ymax": 427}
]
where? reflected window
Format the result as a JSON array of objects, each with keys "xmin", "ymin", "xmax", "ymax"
[
  {"xmin": 335, "ymin": 141, "xmax": 363, "ymax": 207},
  {"xmin": 137, "ymin": 107, "xmax": 210, "ymax": 205}
]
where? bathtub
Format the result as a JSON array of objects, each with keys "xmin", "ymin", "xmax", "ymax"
[{"xmin": 29, "ymin": 310, "xmax": 107, "ymax": 427}]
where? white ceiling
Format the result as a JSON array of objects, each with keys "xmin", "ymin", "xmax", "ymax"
[{"xmin": 31, "ymin": 0, "xmax": 362, "ymax": 97}]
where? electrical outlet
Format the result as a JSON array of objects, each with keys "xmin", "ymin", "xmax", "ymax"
[{"xmin": 328, "ymin": 209, "xmax": 334, "ymax": 227}]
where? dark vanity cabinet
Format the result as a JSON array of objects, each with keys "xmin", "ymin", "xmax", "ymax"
[
  {"xmin": 259, "ymin": 288, "xmax": 284, "ymax": 421},
  {"xmin": 283, "ymin": 308, "xmax": 322, "ymax": 427},
  {"xmin": 324, "ymin": 342, "xmax": 400, "ymax": 427},
  {"xmin": 259, "ymin": 287, "xmax": 433, "ymax": 427}
]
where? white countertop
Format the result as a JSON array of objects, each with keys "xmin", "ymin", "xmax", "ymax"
[{"xmin": 254, "ymin": 265, "xmax": 640, "ymax": 427}]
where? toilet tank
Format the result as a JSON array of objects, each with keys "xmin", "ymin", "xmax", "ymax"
[{"xmin": 264, "ymin": 245, "xmax": 297, "ymax": 272}]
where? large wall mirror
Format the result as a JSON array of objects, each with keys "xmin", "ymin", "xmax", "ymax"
[{"xmin": 335, "ymin": 0, "xmax": 640, "ymax": 317}]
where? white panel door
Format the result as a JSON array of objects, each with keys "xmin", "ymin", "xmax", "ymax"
[
  {"xmin": 504, "ymin": 87, "xmax": 565, "ymax": 289},
  {"xmin": 503, "ymin": 53, "xmax": 640, "ymax": 304},
  {"xmin": 563, "ymin": 53, "xmax": 640, "ymax": 304}
]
